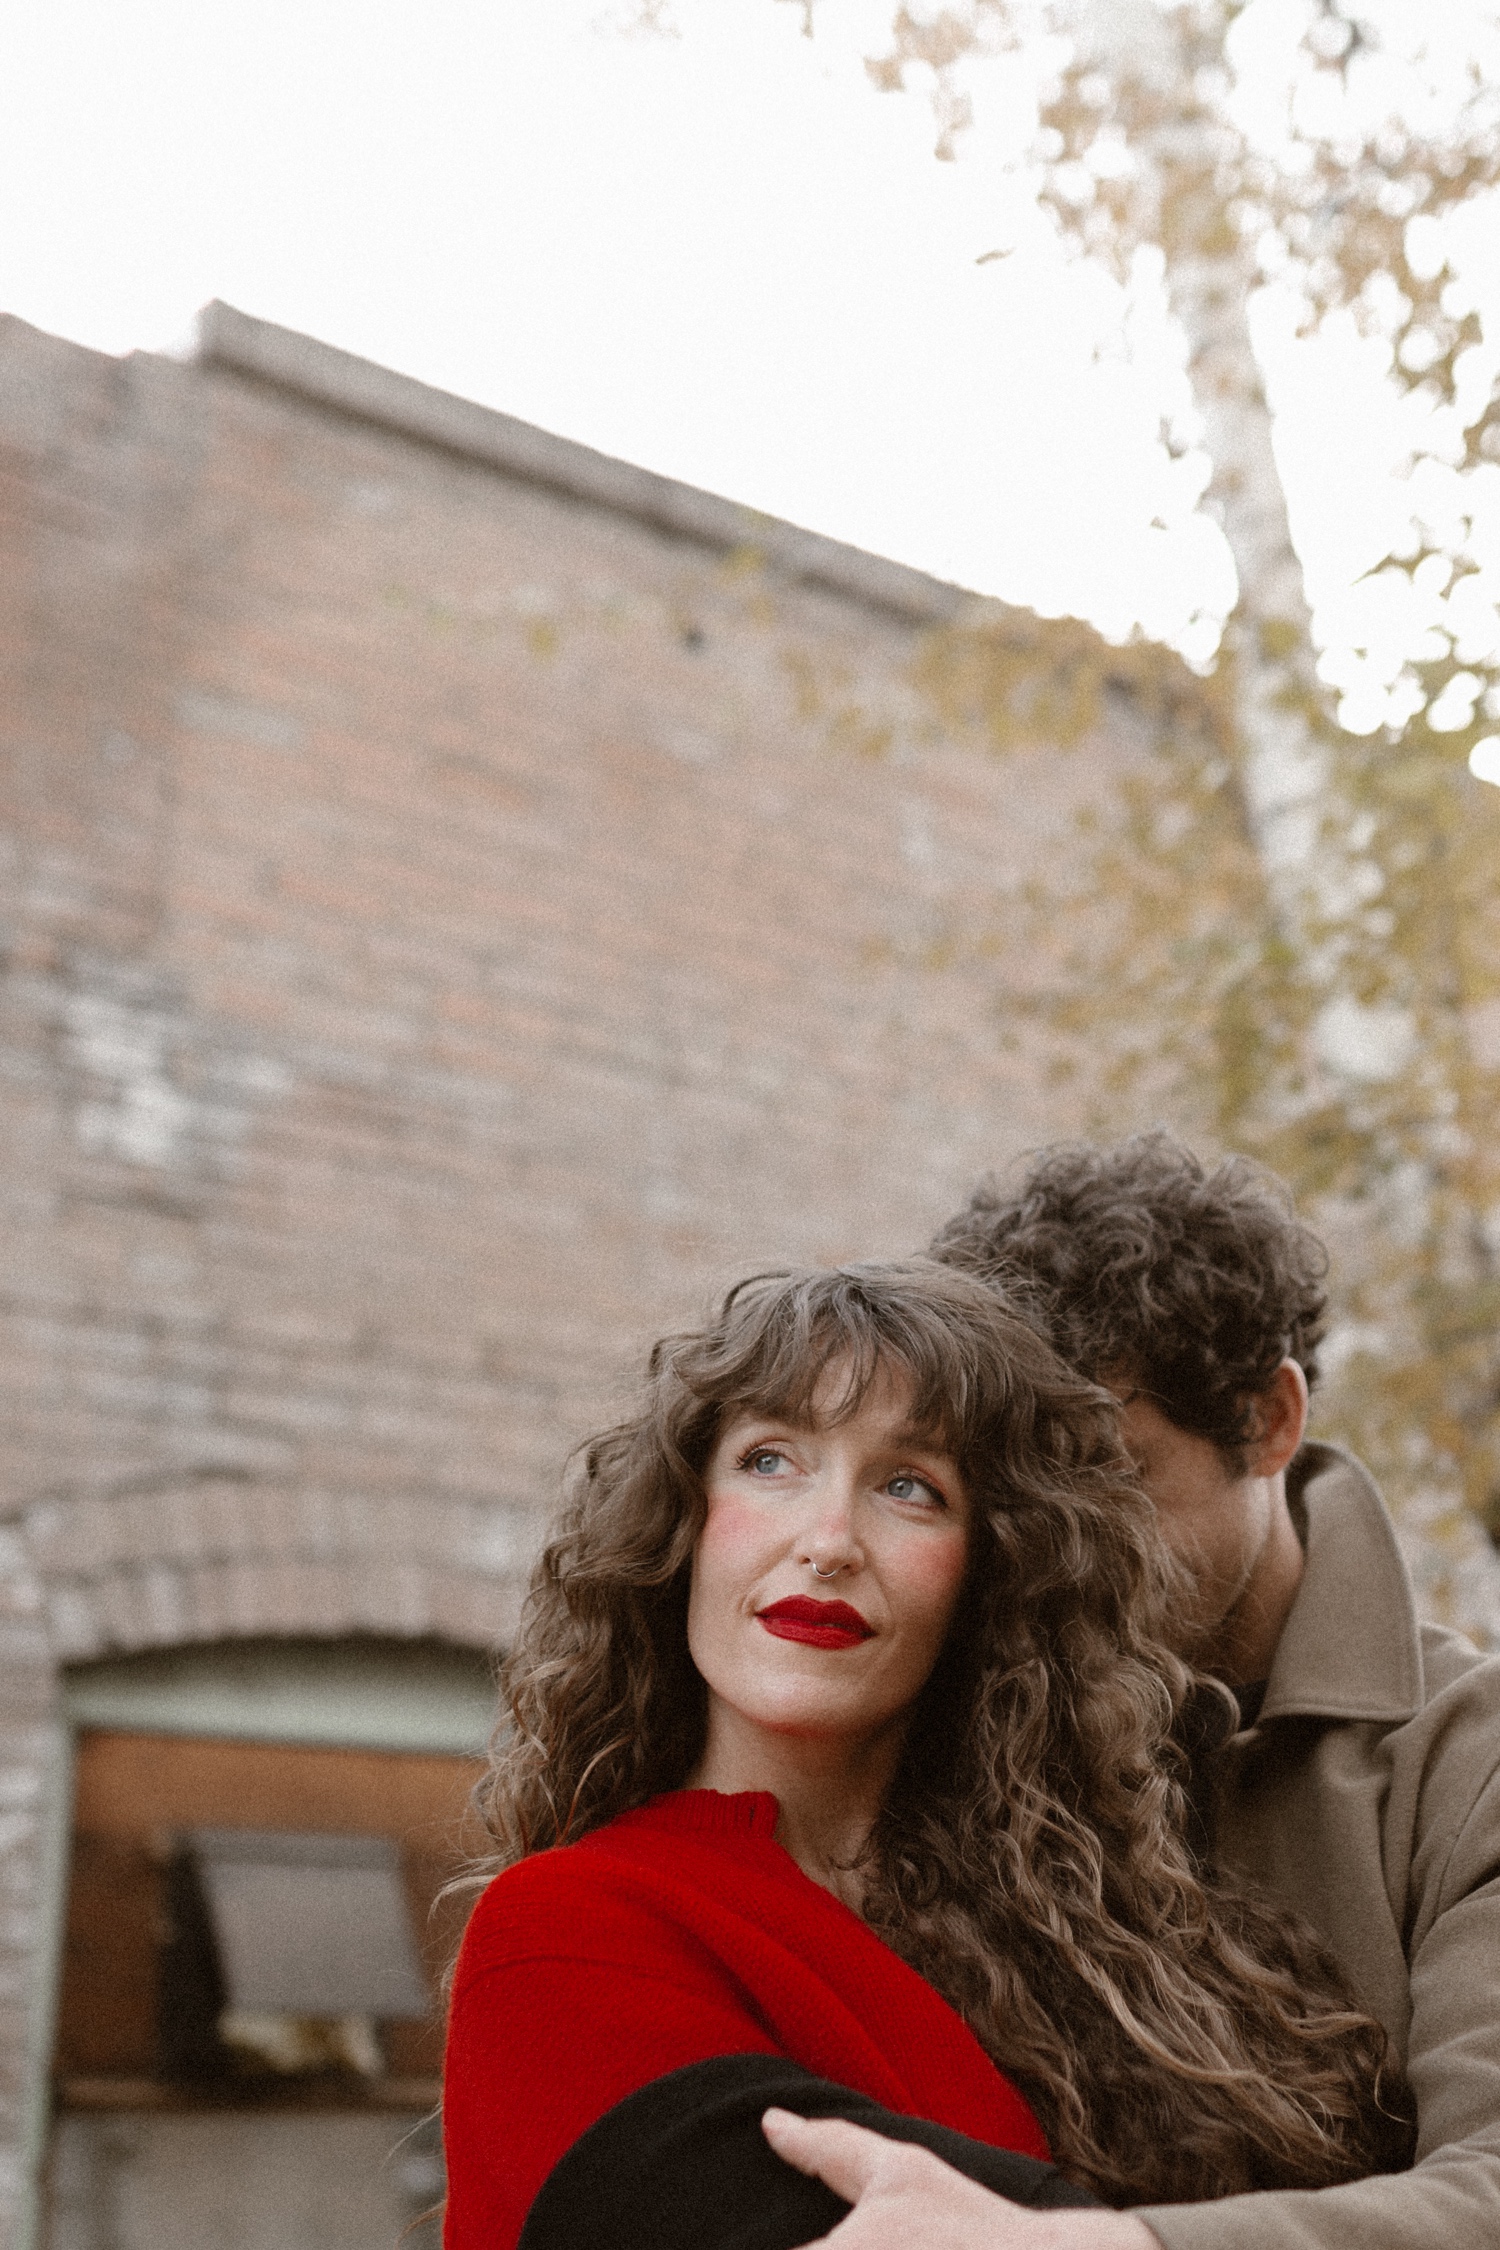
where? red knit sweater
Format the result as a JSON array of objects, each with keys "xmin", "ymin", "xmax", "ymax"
[{"xmin": 442, "ymin": 1789, "xmax": 1048, "ymax": 2249}]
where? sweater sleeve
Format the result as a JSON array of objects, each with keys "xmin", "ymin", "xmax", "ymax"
[
  {"xmin": 518, "ymin": 2054, "xmax": 1100, "ymax": 2250},
  {"xmin": 442, "ymin": 1951, "xmax": 782, "ymax": 2250}
]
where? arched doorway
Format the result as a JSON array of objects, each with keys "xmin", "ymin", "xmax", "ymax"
[{"xmin": 42, "ymin": 1637, "xmax": 496, "ymax": 2250}]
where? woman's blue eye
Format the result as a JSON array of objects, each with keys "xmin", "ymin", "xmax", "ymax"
[
  {"xmin": 888, "ymin": 1474, "xmax": 939, "ymax": 1504},
  {"xmin": 747, "ymin": 1449, "xmax": 784, "ymax": 1474}
]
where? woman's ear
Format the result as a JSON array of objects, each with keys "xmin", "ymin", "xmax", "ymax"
[{"xmin": 1246, "ymin": 1359, "xmax": 1308, "ymax": 1479}]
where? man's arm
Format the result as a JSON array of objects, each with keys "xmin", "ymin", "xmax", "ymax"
[
  {"xmin": 768, "ymin": 1754, "xmax": 1500, "ymax": 2250},
  {"xmin": 1138, "ymin": 1764, "xmax": 1500, "ymax": 2250}
]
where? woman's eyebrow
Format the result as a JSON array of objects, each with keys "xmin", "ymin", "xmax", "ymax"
[{"xmin": 884, "ymin": 1424, "xmax": 954, "ymax": 1454}]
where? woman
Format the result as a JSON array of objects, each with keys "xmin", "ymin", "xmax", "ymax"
[{"xmin": 443, "ymin": 1264, "xmax": 1407, "ymax": 2250}]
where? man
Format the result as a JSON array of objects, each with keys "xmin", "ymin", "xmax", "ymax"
[{"xmin": 771, "ymin": 1134, "xmax": 1500, "ymax": 2247}]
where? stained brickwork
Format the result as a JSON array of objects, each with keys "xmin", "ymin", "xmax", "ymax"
[{"xmin": 0, "ymin": 306, "xmax": 1141, "ymax": 2232}]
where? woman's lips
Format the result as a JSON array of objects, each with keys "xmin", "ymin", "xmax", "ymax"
[{"xmin": 756, "ymin": 1597, "xmax": 874, "ymax": 1650}]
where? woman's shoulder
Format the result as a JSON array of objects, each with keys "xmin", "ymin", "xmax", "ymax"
[
  {"xmin": 455, "ymin": 1790, "xmax": 784, "ymax": 1981},
  {"xmin": 483, "ymin": 1789, "xmax": 779, "ymax": 1892}
]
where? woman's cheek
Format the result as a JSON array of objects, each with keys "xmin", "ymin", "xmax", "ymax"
[
  {"xmin": 688, "ymin": 1496, "xmax": 771, "ymax": 1661},
  {"xmin": 696, "ymin": 1493, "xmax": 769, "ymax": 1575},
  {"xmin": 899, "ymin": 1526, "xmax": 970, "ymax": 1633}
]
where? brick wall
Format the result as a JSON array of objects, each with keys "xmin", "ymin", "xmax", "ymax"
[{"xmin": 0, "ymin": 306, "xmax": 1141, "ymax": 2230}]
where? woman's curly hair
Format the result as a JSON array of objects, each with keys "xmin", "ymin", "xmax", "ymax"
[
  {"xmin": 930, "ymin": 1133, "xmax": 1329, "ymax": 1467},
  {"xmin": 475, "ymin": 1261, "xmax": 1408, "ymax": 2206}
]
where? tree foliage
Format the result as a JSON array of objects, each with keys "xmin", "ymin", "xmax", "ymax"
[{"xmin": 864, "ymin": 2, "xmax": 1500, "ymax": 1626}]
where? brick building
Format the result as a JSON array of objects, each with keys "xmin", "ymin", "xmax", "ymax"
[{"xmin": 0, "ymin": 304, "xmax": 1148, "ymax": 2244}]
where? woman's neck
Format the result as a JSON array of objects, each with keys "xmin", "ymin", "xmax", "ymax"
[{"xmin": 687, "ymin": 1713, "xmax": 901, "ymax": 1907}]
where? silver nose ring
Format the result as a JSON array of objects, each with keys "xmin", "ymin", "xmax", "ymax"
[{"xmin": 811, "ymin": 1562, "xmax": 842, "ymax": 1579}]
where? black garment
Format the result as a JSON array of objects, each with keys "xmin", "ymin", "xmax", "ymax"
[{"xmin": 519, "ymin": 2052, "xmax": 1100, "ymax": 2250}]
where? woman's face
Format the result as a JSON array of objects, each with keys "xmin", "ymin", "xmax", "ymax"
[{"xmin": 686, "ymin": 1359, "xmax": 971, "ymax": 1768}]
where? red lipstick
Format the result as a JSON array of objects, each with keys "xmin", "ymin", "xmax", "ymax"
[{"xmin": 757, "ymin": 1597, "xmax": 873, "ymax": 1650}]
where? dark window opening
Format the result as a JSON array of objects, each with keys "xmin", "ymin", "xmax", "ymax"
[{"xmin": 54, "ymin": 1727, "xmax": 481, "ymax": 2114}]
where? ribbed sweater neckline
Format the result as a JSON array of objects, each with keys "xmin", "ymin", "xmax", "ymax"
[{"xmin": 615, "ymin": 1788, "xmax": 781, "ymax": 1838}]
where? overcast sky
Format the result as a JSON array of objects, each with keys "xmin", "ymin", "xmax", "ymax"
[{"xmin": 4, "ymin": 0, "xmax": 1498, "ymax": 717}]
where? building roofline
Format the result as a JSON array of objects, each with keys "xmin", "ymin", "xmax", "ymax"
[{"xmin": 195, "ymin": 301, "xmax": 989, "ymax": 627}]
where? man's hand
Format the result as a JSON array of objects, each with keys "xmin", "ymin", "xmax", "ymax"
[{"xmin": 760, "ymin": 2110, "xmax": 1161, "ymax": 2250}]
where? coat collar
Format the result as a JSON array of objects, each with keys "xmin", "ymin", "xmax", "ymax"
[{"xmin": 1258, "ymin": 1441, "xmax": 1423, "ymax": 1726}]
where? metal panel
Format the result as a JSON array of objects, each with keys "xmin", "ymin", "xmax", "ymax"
[{"xmin": 192, "ymin": 1831, "xmax": 429, "ymax": 2021}]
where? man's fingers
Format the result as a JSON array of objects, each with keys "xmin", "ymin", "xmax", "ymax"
[
  {"xmin": 761, "ymin": 2108, "xmax": 894, "ymax": 2202},
  {"xmin": 762, "ymin": 2110, "xmax": 1161, "ymax": 2250}
]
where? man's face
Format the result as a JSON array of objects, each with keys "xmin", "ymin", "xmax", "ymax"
[{"xmin": 1114, "ymin": 1391, "xmax": 1281, "ymax": 1667}]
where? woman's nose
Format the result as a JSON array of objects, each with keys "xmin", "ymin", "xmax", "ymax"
[{"xmin": 798, "ymin": 1468, "xmax": 862, "ymax": 1576}]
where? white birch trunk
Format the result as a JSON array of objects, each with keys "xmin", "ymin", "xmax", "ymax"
[
  {"xmin": 1167, "ymin": 248, "xmax": 1328, "ymax": 878},
  {"xmin": 1069, "ymin": 0, "xmax": 1326, "ymax": 876}
]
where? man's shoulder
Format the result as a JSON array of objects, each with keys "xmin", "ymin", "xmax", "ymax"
[
  {"xmin": 1409, "ymin": 1620, "xmax": 1500, "ymax": 1788},
  {"xmin": 1418, "ymin": 1617, "xmax": 1493, "ymax": 1698},
  {"xmin": 1352, "ymin": 1622, "xmax": 1500, "ymax": 1846}
]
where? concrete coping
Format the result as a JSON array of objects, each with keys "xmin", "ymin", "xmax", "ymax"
[
  {"xmin": 63, "ymin": 1634, "xmax": 498, "ymax": 1757},
  {"xmin": 195, "ymin": 300, "xmax": 992, "ymax": 627}
]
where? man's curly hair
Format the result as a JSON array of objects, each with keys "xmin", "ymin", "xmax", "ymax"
[{"xmin": 930, "ymin": 1133, "xmax": 1328, "ymax": 1467}]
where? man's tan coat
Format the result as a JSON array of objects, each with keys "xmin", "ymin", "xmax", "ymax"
[{"xmin": 1140, "ymin": 1444, "xmax": 1500, "ymax": 2250}]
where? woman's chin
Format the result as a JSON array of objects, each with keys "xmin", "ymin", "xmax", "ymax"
[{"xmin": 719, "ymin": 1686, "xmax": 906, "ymax": 1754}]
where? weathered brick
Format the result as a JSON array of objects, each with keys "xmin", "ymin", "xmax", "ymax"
[{"xmin": 0, "ymin": 303, "xmax": 1151, "ymax": 2219}]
